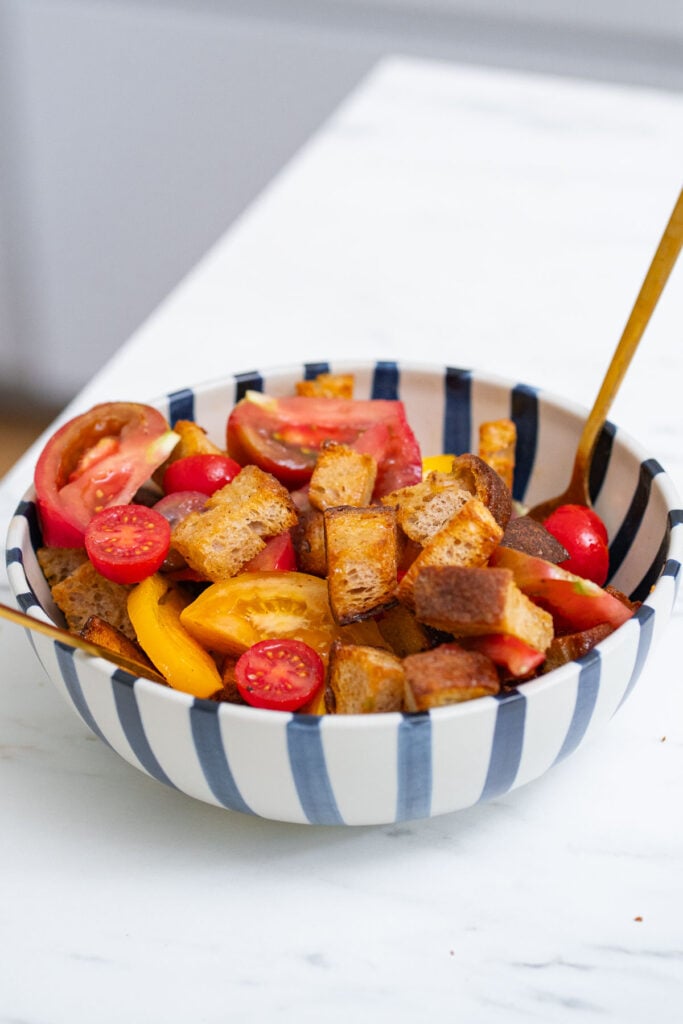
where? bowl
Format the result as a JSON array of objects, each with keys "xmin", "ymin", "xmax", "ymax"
[{"xmin": 5, "ymin": 361, "xmax": 682, "ymax": 825}]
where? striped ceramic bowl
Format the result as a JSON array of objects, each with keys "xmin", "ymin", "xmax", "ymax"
[{"xmin": 5, "ymin": 361, "xmax": 682, "ymax": 825}]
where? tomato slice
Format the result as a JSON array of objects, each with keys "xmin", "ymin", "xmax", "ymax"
[
  {"xmin": 235, "ymin": 638, "xmax": 324, "ymax": 711},
  {"xmin": 462, "ymin": 634, "xmax": 546, "ymax": 677},
  {"xmin": 226, "ymin": 393, "xmax": 422, "ymax": 496},
  {"xmin": 163, "ymin": 454, "xmax": 241, "ymax": 496},
  {"xmin": 543, "ymin": 504, "xmax": 609, "ymax": 585},
  {"xmin": 243, "ymin": 532, "xmax": 297, "ymax": 572},
  {"xmin": 85, "ymin": 504, "xmax": 171, "ymax": 584},
  {"xmin": 34, "ymin": 402, "xmax": 178, "ymax": 546}
]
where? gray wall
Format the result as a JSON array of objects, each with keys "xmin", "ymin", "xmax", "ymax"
[{"xmin": 1, "ymin": 0, "xmax": 681, "ymax": 406}]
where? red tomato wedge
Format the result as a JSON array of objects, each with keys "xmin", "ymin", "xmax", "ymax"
[
  {"xmin": 235, "ymin": 638, "xmax": 324, "ymax": 711},
  {"xmin": 226, "ymin": 393, "xmax": 422, "ymax": 496},
  {"xmin": 463, "ymin": 635, "xmax": 546, "ymax": 677},
  {"xmin": 34, "ymin": 402, "xmax": 178, "ymax": 546},
  {"xmin": 163, "ymin": 454, "xmax": 241, "ymax": 496},
  {"xmin": 85, "ymin": 505, "xmax": 171, "ymax": 584},
  {"xmin": 490, "ymin": 546, "xmax": 633, "ymax": 631}
]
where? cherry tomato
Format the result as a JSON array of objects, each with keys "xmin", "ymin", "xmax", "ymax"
[
  {"xmin": 542, "ymin": 504, "xmax": 609, "ymax": 586},
  {"xmin": 163, "ymin": 454, "xmax": 241, "ymax": 496},
  {"xmin": 243, "ymin": 532, "xmax": 297, "ymax": 572},
  {"xmin": 153, "ymin": 490, "xmax": 208, "ymax": 528},
  {"xmin": 85, "ymin": 504, "xmax": 171, "ymax": 584},
  {"xmin": 34, "ymin": 402, "xmax": 178, "ymax": 546},
  {"xmin": 227, "ymin": 393, "xmax": 421, "ymax": 496},
  {"xmin": 235, "ymin": 638, "xmax": 324, "ymax": 711}
]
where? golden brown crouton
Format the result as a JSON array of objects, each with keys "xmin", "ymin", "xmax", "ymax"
[
  {"xmin": 542, "ymin": 623, "xmax": 614, "ymax": 673},
  {"xmin": 403, "ymin": 643, "xmax": 500, "ymax": 710},
  {"xmin": 413, "ymin": 565, "xmax": 554, "ymax": 653},
  {"xmin": 478, "ymin": 418, "xmax": 516, "ymax": 491},
  {"xmin": 397, "ymin": 498, "xmax": 503, "ymax": 609},
  {"xmin": 376, "ymin": 604, "xmax": 431, "ymax": 658},
  {"xmin": 295, "ymin": 373, "xmax": 354, "ymax": 399},
  {"xmin": 37, "ymin": 546, "xmax": 89, "ymax": 588},
  {"xmin": 324, "ymin": 505, "xmax": 399, "ymax": 625},
  {"xmin": 308, "ymin": 442, "xmax": 377, "ymax": 511},
  {"xmin": 291, "ymin": 506, "xmax": 327, "ymax": 577},
  {"xmin": 51, "ymin": 561, "xmax": 136, "ymax": 640},
  {"xmin": 501, "ymin": 516, "xmax": 568, "ymax": 564},
  {"xmin": 172, "ymin": 465, "xmax": 298, "ymax": 582},
  {"xmin": 326, "ymin": 640, "xmax": 405, "ymax": 714},
  {"xmin": 80, "ymin": 615, "xmax": 154, "ymax": 673}
]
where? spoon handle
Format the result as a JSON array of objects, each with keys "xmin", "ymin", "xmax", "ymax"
[{"xmin": 568, "ymin": 188, "xmax": 683, "ymax": 494}]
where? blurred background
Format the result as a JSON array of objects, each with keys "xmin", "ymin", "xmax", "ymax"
[{"xmin": 1, "ymin": 0, "xmax": 682, "ymax": 472}]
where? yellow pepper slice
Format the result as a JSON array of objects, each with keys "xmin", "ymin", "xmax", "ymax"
[
  {"xmin": 422, "ymin": 454, "xmax": 455, "ymax": 476},
  {"xmin": 127, "ymin": 574, "xmax": 222, "ymax": 698}
]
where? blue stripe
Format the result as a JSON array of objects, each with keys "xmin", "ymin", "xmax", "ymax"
[
  {"xmin": 443, "ymin": 367, "xmax": 471, "ymax": 455},
  {"xmin": 17, "ymin": 499, "xmax": 43, "ymax": 551},
  {"xmin": 617, "ymin": 604, "xmax": 656, "ymax": 710},
  {"xmin": 286, "ymin": 715, "xmax": 344, "ymax": 825},
  {"xmin": 510, "ymin": 384, "xmax": 538, "ymax": 504},
  {"xmin": 371, "ymin": 361, "xmax": 400, "ymax": 399},
  {"xmin": 609, "ymin": 459, "xmax": 664, "ymax": 580},
  {"xmin": 111, "ymin": 670, "xmax": 176, "ymax": 788},
  {"xmin": 55, "ymin": 642, "xmax": 111, "ymax": 746},
  {"xmin": 554, "ymin": 648, "xmax": 601, "ymax": 762},
  {"xmin": 16, "ymin": 591, "xmax": 39, "ymax": 612},
  {"xmin": 5, "ymin": 546, "xmax": 22, "ymax": 565},
  {"xmin": 189, "ymin": 702, "xmax": 254, "ymax": 814},
  {"xmin": 632, "ymin": 511, "xmax": 682, "ymax": 602},
  {"xmin": 303, "ymin": 361, "xmax": 330, "ymax": 379},
  {"xmin": 167, "ymin": 387, "xmax": 194, "ymax": 425},
  {"xmin": 479, "ymin": 691, "xmax": 526, "ymax": 800},
  {"xmin": 235, "ymin": 370, "xmax": 263, "ymax": 401},
  {"xmin": 589, "ymin": 421, "xmax": 616, "ymax": 504},
  {"xmin": 396, "ymin": 713, "xmax": 432, "ymax": 821}
]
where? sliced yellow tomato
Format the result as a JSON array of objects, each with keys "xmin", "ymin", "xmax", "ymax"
[
  {"xmin": 128, "ymin": 574, "xmax": 222, "ymax": 698},
  {"xmin": 180, "ymin": 571, "xmax": 340, "ymax": 662},
  {"xmin": 422, "ymin": 454, "xmax": 455, "ymax": 476}
]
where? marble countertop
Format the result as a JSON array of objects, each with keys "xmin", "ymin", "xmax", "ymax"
[{"xmin": 1, "ymin": 56, "xmax": 682, "ymax": 1022}]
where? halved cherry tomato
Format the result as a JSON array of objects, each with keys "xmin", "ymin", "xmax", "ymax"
[
  {"xmin": 163, "ymin": 454, "xmax": 241, "ymax": 496},
  {"xmin": 34, "ymin": 402, "xmax": 178, "ymax": 546},
  {"xmin": 243, "ymin": 532, "xmax": 297, "ymax": 572},
  {"xmin": 462, "ymin": 634, "xmax": 546, "ymax": 677},
  {"xmin": 235, "ymin": 638, "xmax": 324, "ymax": 711},
  {"xmin": 227, "ymin": 393, "xmax": 421, "ymax": 496},
  {"xmin": 543, "ymin": 504, "xmax": 609, "ymax": 586},
  {"xmin": 85, "ymin": 504, "xmax": 171, "ymax": 584},
  {"xmin": 153, "ymin": 490, "xmax": 208, "ymax": 528}
]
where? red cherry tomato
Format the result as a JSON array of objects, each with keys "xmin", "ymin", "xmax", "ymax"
[
  {"xmin": 163, "ymin": 454, "xmax": 242, "ymax": 496},
  {"xmin": 243, "ymin": 532, "xmax": 297, "ymax": 572},
  {"xmin": 84, "ymin": 504, "xmax": 171, "ymax": 585},
  {"xmin": 227, "ymin": 394, "xmax": 421, "ymax": 496},
  {"xmin": 34, "ymin": 402, "xmax": 177, "ymax": 546},
  {"xmin": 542, "ymin": 504, "xmax": 609, "ymax": 586},
  {"xmin": 153, "ymin": 490, "xmax": 208, "ymax": 528},
  {"xmin": 234, "ymin": 638, "xmax": 325, "ymax": 711}
]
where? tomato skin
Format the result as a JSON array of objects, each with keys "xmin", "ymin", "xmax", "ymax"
[
  {"xmin": 543, "ymin": 504, "xmax": 609, "ymax": 586},
  {"xmin": 235, "ymin": 638, "xmax": 324, "ymax": 711},
  {"xmin": 85, "ymin": 504, "xmax": 171, "ymax": 584},
  {"xmin": 243, "ymin": 532, "xmax": 297, "ymax": 572},
  {"xmin": 227, "ymin": 394, "xmax": 421, "ymax": 496},
  {"xmin": 34, "ymin": 402, "xmax": 177, "ymax": 546},
  {"xmin": 163, "ymin": 454, "xmax": 241, "ymax": 496}
]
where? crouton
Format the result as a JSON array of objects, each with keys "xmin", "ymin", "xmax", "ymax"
[
  {"xmin": 324, "ymin": 505, "xmax": 399, "ymax": 625},
  {"xmin": 171, "ymin": 465, "xmax": 298, "ymax": 582},
  {"xmin": 308, "ymin": 441, "xmax": 377, "ymax": 511},
  {"xmin": 51, "ymin": 561, "xmax": 136, "ymax": 640},
  {"xmin": 295, "ymin": 373, "xmax": 354, "ymax": 399},
  {"xmin": 478, "ymin": 418, "xmax": 516, "ymax": 491},
  {"xmin": 291, "ymin": 506, "xmax": 327, "ymax": 576},
  {"xmin": 326, "ymin": 640, "xmax": 405, "ymax": 714},
  {"xmin": 397, "ymin": 498, "xmax": 503, "ymax": 609},
  {"xmin": 501, "ymin": 516, "xmax": 568, "ymax": 564},
  {"xmin": 413, "ymin": 565, "xmax": 554, "ymax": 653},
  {"xmin": 403, "ymin": 643, "xmax": 500, "ymax": 710},
  {"xmin": 37, "ymin": 546, "xmax": 88, "ymax": 588},
  {"xmin": 80, "ymin": 615, "xmax": 155, "ymax": 673},
  {"xmin": 210, "ymin": 655, "xmax": 248, "ymax": 704},
  {"xmin": 542, "ymin": 623, "xmax": 614, "ymax": 673},
  {"xmin": 376, "ymin": 604, "xmax": 431, "ymax": 657}
]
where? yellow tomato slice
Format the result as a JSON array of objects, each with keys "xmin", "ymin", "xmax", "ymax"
[
  {"xmin": 127, "ymin": 574, "xmax": 222, "ymax": 698},
  {"xmin": 422, "ymin": 454, "xmax": 455, "ymax": 476},
  {"xmin": 180, "ymin": 571, "xmax": 339, "ymax": 662}
]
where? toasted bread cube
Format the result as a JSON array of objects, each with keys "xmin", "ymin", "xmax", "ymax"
[
  {"xmin": 37, "ymin": 546, "xmax": 88, "ymax": 588},
  {"xmin": 80, "ymin": 615, "xmax": 154, "ymax": 673},
  {"xmin": 413, "ymin": 565, "xmax": 554, "ymax": 653},
  {"xmin": 376, "ymin": 603, "xmax": 431, "ymax": 657},
  {"xmin": 51, "ymin": 561, "xmax": 135, "ymax": 640},
  {"xmin": 397, "ymin": 498, "xmax": 503, "ymax": 609},
  {"xmin": 478, "ymin": 418, "xmax": 516, "ymax": 491},
  {"xmin": 324, "ymin": 505, "xmax": 398, "ymax": 625},
  {"xmin": 172, "ymin": 465, "xmax": 298, "ymax": 581},
  {"xmin": 291, "ymin": 506, "xmax": 327, "ymax": 576},
  {"xmin": 308, "ymin": 442, "xmax": 377, "ymax": 511},
  {"xmin": 403, "ymin": 643, "xmax": 500, "ymax": 710},
  {"xmin": 501, "ymin": 516, "xmax": 568, "ymax": 564},
  {"xmin": 542, "ymin": 623, "xmax": 614, "ymax": 674},
  {"xmin": 327, "ymin": 640, "xmax": 405, "ymax": 714},
  {"xmin": 295, "ymin": 373, "xmax": 354, "ymax": 399}
]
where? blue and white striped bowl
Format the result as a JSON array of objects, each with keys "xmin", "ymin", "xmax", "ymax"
[{"xmin": 6, "ymin": 362, "xmax": 682, "ymax": 825}]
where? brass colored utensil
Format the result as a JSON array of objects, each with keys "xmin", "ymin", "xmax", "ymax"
[
  {"xmin": 0, "ymin": 599, "xmax": 165, "ymax": 683},
  {"xmin": 528, "ymin": 188, "xmax": 683, "ymax": 522}
]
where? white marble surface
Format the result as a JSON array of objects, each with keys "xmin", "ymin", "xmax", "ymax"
[{"xmin": 1, "ymin": 56, "xmax": 682, "ymax": 1022}]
